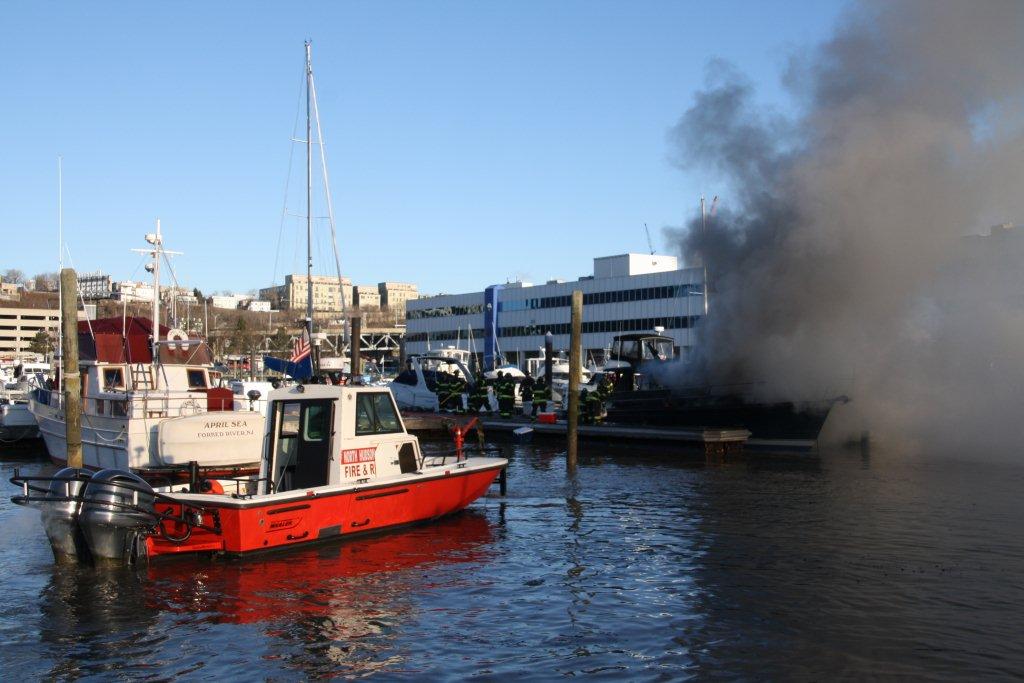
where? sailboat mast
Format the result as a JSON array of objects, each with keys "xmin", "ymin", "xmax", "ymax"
[
  {"xmin": 305, "ymin": 41, "xmax": 314, "ymax": 342},
  {"xmin": 57, "ymin": 157, "xmax": 63, "ymax": 376}
]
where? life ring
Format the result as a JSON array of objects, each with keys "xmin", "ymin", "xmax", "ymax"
[
  {"xmin": 179, "ymin": 398, "xmax": 203, "ymax": 415},
  {"xmin": 166, "ymin": 328, "xmax": 190, "ymax": 351},
  {"xmin": 199, "ymin": 478, "xmax": 224, "ymax": 494}
]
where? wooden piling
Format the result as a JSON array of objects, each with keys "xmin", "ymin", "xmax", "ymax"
[
  {"xmin": 350, "ymin": 316, "xmax": 362, "ymax": 378},
  {"xmin": 544, "ymin": 331, "xmax": 553, "ymax": 390},
  {"xmin": 60, "ymin": 268, "xmax": 82, "ymax": 469},
  {"xmin": 567, "ymin": 290, "xmax": 582, "ymax": 470}
]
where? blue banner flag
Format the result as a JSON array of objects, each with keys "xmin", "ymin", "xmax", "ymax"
[{"xmin": 263, "ymin": 354, "xmax": 314, "ymax": 380}]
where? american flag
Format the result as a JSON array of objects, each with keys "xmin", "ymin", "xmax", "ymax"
[{"xmin": 291, "ymin": 329, "xmax": 311, "ymax": 363}]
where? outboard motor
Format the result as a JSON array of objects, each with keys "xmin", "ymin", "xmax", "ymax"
[
  {"xmin": 39, "ymin": 467, "xmax": 91, "ymax": 563},
  {"xmin": 79, "ymin": 469, "xmax": 156, "ymax": 565}
]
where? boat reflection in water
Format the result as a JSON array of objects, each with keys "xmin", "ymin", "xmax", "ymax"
[{"xmin": 143, "ymin": 511, "xmax": 495, "ymax": 675}]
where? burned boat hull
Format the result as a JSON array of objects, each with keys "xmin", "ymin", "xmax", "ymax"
[{"xmin": 605, "ymin": 390, "xmax": 837, "ymax": 442}]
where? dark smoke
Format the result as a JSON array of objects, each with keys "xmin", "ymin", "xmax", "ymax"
[{"xmin": 667, "ymin": 1, "xmax": 1024, "ymax": 454}]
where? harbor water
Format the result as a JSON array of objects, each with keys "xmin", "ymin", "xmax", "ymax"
[{"xmin": 2, "ymin": 443, "xmax": 1022, "ymax": 680}]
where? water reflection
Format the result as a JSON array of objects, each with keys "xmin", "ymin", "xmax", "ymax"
[
  {"xmin": 145, "ymin": 511, "xmax": 494, "ymax": 677},
  {"xmin": 6, "ymin": 444, "xmax": 1024, "ymax": 679},
  {"xmin": 39, "ymin": 564, "xmax": 159, "ymax": 679}
]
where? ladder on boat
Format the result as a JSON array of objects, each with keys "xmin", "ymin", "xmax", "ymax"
[{"xmin": 130, "ymin": 364, "xmax": 152, "ymax": 391}]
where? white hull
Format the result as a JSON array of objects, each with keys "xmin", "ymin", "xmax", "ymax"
[
  {"xmin": 33, "ymin": 398, "xmax": 151, "ymax": 470},
  {"xmin": 30, "ymin": 396, "xmax": 262, "ymax": 473}
]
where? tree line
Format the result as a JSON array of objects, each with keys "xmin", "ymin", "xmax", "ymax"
[{"xmin": 1, "ymin": 268, "xmax": 59, "ymax": 292}]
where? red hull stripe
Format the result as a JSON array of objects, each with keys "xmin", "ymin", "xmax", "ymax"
[{"xmin": 147, "ymin": 466, "xmax": 502, "ymax": 558}]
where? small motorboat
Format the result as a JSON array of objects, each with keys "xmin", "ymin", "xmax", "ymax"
[
  {"xmin": 11, "ymin": 383, "xmax": 507, "ymax": 565},
  {"xmin": 0, "ymin": 397, "xmax": 40, "ymax": 442},
  {"xmin": 389, "ymin": 353, "xmax": 477, "ymax": 411}
]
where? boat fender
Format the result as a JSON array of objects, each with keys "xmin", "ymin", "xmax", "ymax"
[{"xmin": 199, "ymin": 478, "xmax": 224, "ymax": 494}]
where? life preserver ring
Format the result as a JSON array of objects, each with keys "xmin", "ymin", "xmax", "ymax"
[
  {"xmin": 179, "ymin": 398, "xmax": 203, "ymax": 415},
  {"xmin": 199, "ymin": 478, "xmax": 224, "ymax": 494},
  {"xmin": 166, "ymin": 328, "xmax": 190, "ymax": 351}
]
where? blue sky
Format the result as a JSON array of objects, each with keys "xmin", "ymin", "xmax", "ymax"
[{"xmin": 0, "ymin": 1, "xmax": 846, "ymax": 296}]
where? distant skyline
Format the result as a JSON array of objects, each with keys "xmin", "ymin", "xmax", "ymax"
[{"xmin": 0, "ymin": 1, "xmax": 847, "ymax": 296}]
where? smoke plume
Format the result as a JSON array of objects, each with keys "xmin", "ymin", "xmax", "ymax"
[{"xmin": 667, "ymin": 1, "xmax": 1024, "ymax": 454}]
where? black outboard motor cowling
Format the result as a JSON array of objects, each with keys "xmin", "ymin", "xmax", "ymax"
[
  {"xmin": 79, "ymin": 469, "xmax": 156, "ymax": 565},
  {"xmin": 40, "ymin": 467, "xmax": 91, "ymax": 562}
]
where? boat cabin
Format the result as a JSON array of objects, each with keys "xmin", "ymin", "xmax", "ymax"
[
  {"xmin": 605, "ymin": 332, "xmax": 677, "ymax": 392},
  {"xmin": 70, "ymin": 317, "xmax": 231, "ymax": 419},
  {"xmin": 262, "ymin": 384, "xmax": 421, "ymax": 493}
]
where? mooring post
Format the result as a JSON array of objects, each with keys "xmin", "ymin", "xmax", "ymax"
[
  {"xmin": 567, "ymin": 290, "xmax": 582, "ymax": 470},
  {"xmin": 544, "ymin": 331, "xmax": 554, "ymax": 393},
  {"xmin": 60, "ymin": 268, "xmax": 83, "ymax": 469},
  {"xmin": 350, "ymin": 316, "xmax": 362, "ymax": 379}
]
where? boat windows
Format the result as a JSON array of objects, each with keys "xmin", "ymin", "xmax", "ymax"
[
  {"xmin": 280, "ymin": 402, "xmax": 301, "ymax": 436},
  {"xmin": 187, "ymin": 369, "xmax": 208, "ymax": 389},
  {"xmin": 303, "ymin": 403, "xmax": 329, "ymax": 442},
  {"xmin": 102, "ymin": 367, "xmax": 125, "ymax": 390},
  {"xmin": 355, "ymin": 392, "xmax": 403, "ymax": 436},
  {"xmin": 111, "ymin": 400, "xmax": 128, "ymax": 417}
]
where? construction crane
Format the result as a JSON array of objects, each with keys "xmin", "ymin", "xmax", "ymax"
[{"xmin": 643, "ymin": 223, "xmax": 654, "ymax": 255}]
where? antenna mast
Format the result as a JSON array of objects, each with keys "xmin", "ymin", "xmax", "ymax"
[{"xmin": 132, "ymin": 221, "xmax": 181, "ymax": 390}]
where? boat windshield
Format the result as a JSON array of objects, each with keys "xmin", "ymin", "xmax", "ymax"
[{"xmin": 641, "ymin": 338, "xmax": 674, "ymax": 361}]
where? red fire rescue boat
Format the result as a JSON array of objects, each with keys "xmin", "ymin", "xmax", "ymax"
[{"xmin": 12, "ymin": 384, "xmax": 507, "ymax": 564}]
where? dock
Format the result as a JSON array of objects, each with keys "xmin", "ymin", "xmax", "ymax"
[
  {"xmin": 402, "ymin": 410, "xmax": 817, "ymax": 460},
  {"xmin": 479, "ymin": 417, "xmax": 750, "ymax": 460},
  {"xmin": 402, "ymin": 412, "xmax": 466, "ymax": 434}
]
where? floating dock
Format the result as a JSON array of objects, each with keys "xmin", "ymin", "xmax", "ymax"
[
  {"xmin": 404, "ymin": 410, "xmax": 819, "ymax": 458},
  {"xmin": 401, "ymin": 412, "xmax": 462, "ymax": 434},
  {"xmin": 479, "ymin": 417, "xmax": 750, "ymax": 459}
]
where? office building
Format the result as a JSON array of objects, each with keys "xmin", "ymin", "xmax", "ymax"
[{"xmin": 405, "ymin": 253, "xmax": 705, "ymax": 367}]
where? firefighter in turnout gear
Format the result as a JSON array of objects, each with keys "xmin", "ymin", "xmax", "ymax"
[
  {"xmin": 454, "ymin": 374, "xmax": 468, "ymax": 414},
  {"xmin": 496, "ymin": 371, "xmax": 515, "ymax": 419},
  {"xmin": 436, "ymin": 371, "xmax": 452, "ymax": 412},
  {"xmin": 533, "ymin": 377, "xmax": 549, "ymax": 415},
  {"xmin": 469, "ymin": 375, "xmax": 490, "ymax": 413},
  {"xmin": 578, "ymin": 388, "xmax": 592, "ymax": 425},
  {"xmin": 586, "ymin": 386, "xmax": 605, "ymax": 424},
  {"xmin": 520, "ymin": 375, "xmax": 534, "ymax": 417}
]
